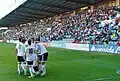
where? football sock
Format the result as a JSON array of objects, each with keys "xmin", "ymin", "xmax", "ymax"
[
  {"xmin": 41, "ymin": 64, "xmax": 46, "ymax": 75},
  {"xmin": 39, "ymin": 64, "xmax": 42, "ymax": 72},
  {"xmin": 21, "ymin": 62, "xmax": 26, "ymax": 75},
  {"xmin": 18, "ymin": 63, "xmax": 21, "ymax": 74},
  {"xmin": 29, "ymin": 67, "xmax": 33, "ymax": 76},
  {"xmin": 43, "ymin": 64, "xmax": 46, "ymax": 75}
]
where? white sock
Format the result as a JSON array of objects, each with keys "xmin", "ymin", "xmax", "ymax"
[
  {"xmin": 36, "ymin": 71, "xmax": 40, "ymax": 75},
  {"xmin": 41, "ymin": 64, "xmax": 46, "ymax": 75},
  {"xmin": 29, "ymin": 67, "xmax": 33, "ymax": 76},
  {"xmin": 21, "ymin": 63, "xmax": 26, "ymax": 75},
  {"xmin": 43, "ymin": 64, "xmax": 46, "ymax": 75},
  {"xmin": 41, "ymin": 64, "xmax": 44, "ymax": 73},
  {"xmin": 32, "ymin": 67, "xmax": 35, "ymax": 73},
  {"xmin": 32, "ymin": 61, "xmax": 36, "ymax": 73},
  {"xmin": 18, "ymin": 63, "xmax": 21, "ymax": 74},
  {"xmin": 39, "ymin": 64, "xmax": 42, "ymax": 72}
]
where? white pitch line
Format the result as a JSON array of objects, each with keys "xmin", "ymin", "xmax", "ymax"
[{"xmin": 86, "ymin": 76, "xmax": 118, "ymax": 81}]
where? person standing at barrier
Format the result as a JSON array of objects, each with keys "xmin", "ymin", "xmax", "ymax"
[{"xmin": 35, "ymin": 38, "xmax": 48, "ymax": 76}]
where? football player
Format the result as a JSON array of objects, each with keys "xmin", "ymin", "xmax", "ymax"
[
  {"xmin": 15, "ymin": 37, "xmax": 26, "ymax": 75},
  {"xmin": 35, "ymin": 38, "xmax": 48, "ymax": 76}
]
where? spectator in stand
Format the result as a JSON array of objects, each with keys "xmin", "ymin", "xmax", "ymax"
[
  {"xmin": 117, "ymin": 39, "xmax": 120, "ymax": 46},
  {"xmin": 72, "ymin": 38, "xmax": 80, "ymax": 44}
]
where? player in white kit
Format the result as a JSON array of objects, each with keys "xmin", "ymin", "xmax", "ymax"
[
  {"xmin": 15, "ymin": 37, "xmax": 26, "ymax": 75},
  {"xmin": 31, "ymin": 38, "xmax": 39, "ymax": 75},
  {"xmin": 25, "ymin": 39, "xmax": 36, "ymax": 78},
  {"xmin": 35, "ymin": 38, "xmax": 48, "ymax": 76}
]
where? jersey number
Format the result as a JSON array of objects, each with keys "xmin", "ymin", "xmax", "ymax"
[{"xmin": 29, "ymin": 48, "xmax": 33, "ymax": 54}]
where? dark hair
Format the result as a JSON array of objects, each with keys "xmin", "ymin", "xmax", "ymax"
[
  {"xmin": 19, "ymin": 37, "xmax": 22, "ymax": 42},
  {"xmin": 21, "ymin": 37, "xmax": 26, "ymax": 43},
  {"xmin": 28, "ymin": 39, "xmax": 31, "ymax": 45},
  {"xmin": 19, "ymin": 37, "xmax": 25, "ymax": 42}
]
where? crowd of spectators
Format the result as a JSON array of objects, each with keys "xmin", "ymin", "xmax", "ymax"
[
  {"xmin": 47, "ymin": 6, "xmax": 120, "ymax": 46},
  {"xmin": 3, "ymin": 23, "xmax": 47, "ymax": 40},
  {"xmin": 2, "ymin": 6, "xmax": 120, "ymax": 46}
]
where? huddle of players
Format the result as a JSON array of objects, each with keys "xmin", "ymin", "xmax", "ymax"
[{"xmin": 15, "ymin": 37, "xmax": 48, "ymax": 78}]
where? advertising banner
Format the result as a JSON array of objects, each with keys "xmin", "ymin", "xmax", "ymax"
[
  {"xmin": 50, "ymin": 42, "xmax": 89, "ymax": 51},
  {"xmin": 65, "ymin": 43, "xmax": 89, "ymax": 51},
  {"xmin": 50, "ymin": 42, "xmax": 66, "ymax": 48},
  {"xmin": 89, "ymin": 45, "xmax": 120, "ymax": 54}
]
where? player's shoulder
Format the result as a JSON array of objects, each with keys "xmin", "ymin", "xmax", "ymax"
[
  {"xmin": 40, "ymin": 43, "xmax": 48, "ymax": 48},
  {"xmin": 36, "ymin": 43, "xmax": 41, "ymax": 46},
  {"xmin": 18, "ymin": 42, "xmax": 23, "ymax": 45},
  {"xmin": 38, "ymin": 43, "xmax": 44, "ymax": 46}
]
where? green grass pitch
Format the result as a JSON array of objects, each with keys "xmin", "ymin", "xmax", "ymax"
[{"xmin": 0, "ymin": 43, "xmax": 120, "ymax": 81}]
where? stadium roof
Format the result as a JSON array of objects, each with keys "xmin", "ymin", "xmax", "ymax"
[{"xmin": 0, "ymin": 0, "xmax": 102, "ymax": 27}]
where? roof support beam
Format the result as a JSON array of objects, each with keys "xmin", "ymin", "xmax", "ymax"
[
  {"xmin": 20, "ymin": 7, "xmax": 55, "ymax": 16},
  {"xmin": 28, "ymin": 0, "xmax": 74, "ymax": 11},
  {"xmin": 65, "ymin": 0, "xmax": 91, "ymax": 4},
  {"xmin": 9, "ymin": 13, "xmax": 43, "ymax": 19},
  {"xmin": 14, "ymin": 11, "xmax": 46, "ymax": 18},
  {"xmin": 6, "ymin": 17, "xmax": 38, "ymax": 21},
  {"xmin": 24, "ymin": 2, "xmax": 61, "ymax": 14},
  {"xmin": 14, "ymin": 11, "xmax": 44, "ymax": 18},
  {"xmin": 16, "ymin": 10, "xmax": 47, "ymax": 17}
]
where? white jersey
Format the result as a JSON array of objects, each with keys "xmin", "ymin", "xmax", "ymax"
[
  {"xmin": 31, "ymin": 43, "xmax": 37, "ymax": 60},
  {"xmin": 36, "ymin": 43, "xmax": 48, "ymax": 55},
  {"xmin": 25, "ymin": 45, "xmax": 36, "ymax": 61},
  {"xmin": 16, "ymin": 42, "xmax": 26, "ymax": 56}
]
